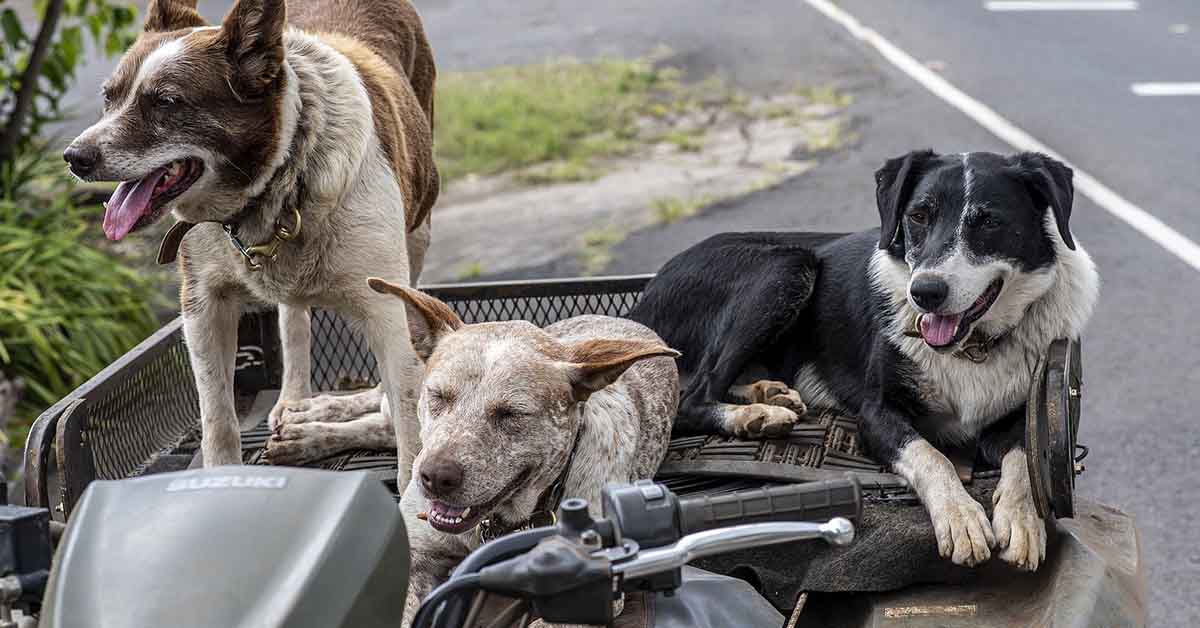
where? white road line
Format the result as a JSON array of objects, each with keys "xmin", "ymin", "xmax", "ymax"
[
  {"xmin": 1131, "ymin": 83, "xmax": 1200, "ymax": 96},
  {"xmin": 984, "ymin": 1, "xmax": 1138, "ymax": 11},
  {"xmin": 803, "ymin": 0, "xmax": 1200, "ymax": 273}
]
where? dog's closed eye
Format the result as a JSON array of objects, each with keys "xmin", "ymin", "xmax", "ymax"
[
  {"xmin": 426, "ymin": 388, "xmax": 455, "ymax": 412},
  {"xmin": 490, "ymin": 405, "xmax": 519, "ymax": 424}
]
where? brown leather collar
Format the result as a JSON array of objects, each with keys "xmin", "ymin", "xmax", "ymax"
[
  {"xmin": 156, "ymin": 220, "xmax": 196, "ymax": 265},
  {"xmin": 156, "ymin": 207, "xmax": 302, "ymax": 271}
]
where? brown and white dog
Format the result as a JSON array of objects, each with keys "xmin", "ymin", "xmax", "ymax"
[
  {"xmin": 63, "ymin": 0, "xmax": 440, "ymax": 483},
  {"xmin": 363, "ymin": 280, "xmax": 680, "ymax": 627}
]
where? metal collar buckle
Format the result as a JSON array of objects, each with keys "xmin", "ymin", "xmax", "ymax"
[
  {"xmin": 224, "ymin": 207, "xmax": 302, "ymax": 271},
  {"xmin": 475, "ymin": 509, "xmax": 558, "ymax": 545}
]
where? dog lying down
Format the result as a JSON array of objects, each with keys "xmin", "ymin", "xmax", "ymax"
[
  {"xmin": 631, "ymin": 150, "xmax": 1099, "ymax": 572},
  {"xmin": 359, "ymin": 279, "xmax": 681, "ymax": 627}
]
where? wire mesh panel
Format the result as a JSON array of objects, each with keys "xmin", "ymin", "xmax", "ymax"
[
  {"xmin": 27, "ymin": 275, "xmax": 655, "ymax": 512},
  {"xmin": 83, "ymin": 335, "xmax": 200, "ymax": 480},
  {"xmin": 311, "ymin": 310, "xmax": 378, "ymax": 392},
  {"xmin": 307, "ymin": 276, "xmax": 652, "ymax": 393}
]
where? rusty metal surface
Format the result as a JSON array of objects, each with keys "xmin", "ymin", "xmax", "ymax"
[
  {"xmin": 22, "ymin": 399, "xmax": 66, "ymax": 511},
  {"xmin": 791, "ymin": 499, "xmax": 1146, "ymax": 628},
  {"xmin": 54, "ymin": 400, "xmax": 95, "ymax": 516},
  {"xmin": 1028, "ymin": 338, "xmax": 1084, "ymax": 520}
]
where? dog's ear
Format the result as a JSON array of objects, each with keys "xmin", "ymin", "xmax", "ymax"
[
  {"xmin": 144, "ymin": 0, "xmax": 207, "ymax": 32},
  {"xmin": 1011, "ymin": 152, "xmax": 1076, "ymax": 250},
  {"xmin": 875, "ymin": 149, "xmax": 936, "ymax": 254},
  {"xmin": 561, "ymin": 340, "xmax": 680, "ymax": 402},
  {"xmin": 366, "ymin": 278, "xmax": 464, "ymax": 361},
  {"xmin": 220, "ymin": 0, "xmax": 286, "ymax": 101}
]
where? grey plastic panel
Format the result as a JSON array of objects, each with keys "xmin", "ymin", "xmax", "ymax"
[{"xmin": 40, "ymin": 467, "xmax": 408, "ymax": 628}]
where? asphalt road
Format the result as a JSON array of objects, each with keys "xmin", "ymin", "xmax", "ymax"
[
  {"xmin": 427, "ymin": 1, "xmax": 1200, "ymax": 623},
  {"xmin": 54, "ymin": 1, "xmax": 1197, "ymax": 623}
]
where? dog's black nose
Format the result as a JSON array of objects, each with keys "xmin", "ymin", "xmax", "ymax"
[
  {"xmin": 420, "ymin": 456, "xmax": 464, "ymax": 496},
  {"xmin": 63, "ymin": 144, "xmax": 101, "ymax": 178},
  {"xmin": 910, "ymin": 275, "xmax": 949, "ymax": 311}
]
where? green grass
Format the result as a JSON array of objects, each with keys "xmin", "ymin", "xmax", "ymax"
[
  {"xmin": 805, "ymin": 118, "xmax": 849, "ymax": 153},
  {"xmin": 662, "ymin": 130, "xmax": 705, "ymax": 153},
  {"xmin": 456, "ymin": 262, "xmax": 484, "ymax": 281},
  {"xmin": 795, "ymin": 84, "xmax": 854, "ymax": 109},
  {"xmin": 515, "ymin": 159, "xmax": 603, "ymax": 185},
  {"xmin": 435, "ymin": 58, "xmax": 678, "ymax": 183},
  {"xmin": 577, "ymin": 227, "xmax": 628, "ymax": 275},
  {"xmin": 652, "ymin": 195, "xmax": 711, "ymax": 225}
]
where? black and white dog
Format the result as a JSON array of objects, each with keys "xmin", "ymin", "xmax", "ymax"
[{"xmin": 629, "ymin": 150, "xmax": 1099, "ymax": 571}]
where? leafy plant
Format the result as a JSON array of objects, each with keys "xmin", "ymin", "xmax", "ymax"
[
  {"xmin": 0, "ymin": 174, "xmax": 164, "ymax": 447},
  {"xmin": 0, "ymin": 0, "xmax": 148, "ymax": 449}
]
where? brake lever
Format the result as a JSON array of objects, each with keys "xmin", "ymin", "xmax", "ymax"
[{"xmin": 613, "ymin": 519, "xmax": 854, "ymax": 580}]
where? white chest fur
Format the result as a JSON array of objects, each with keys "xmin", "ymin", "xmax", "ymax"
[{"xmin": 867, "ymin": 229, "xmax": 1098, "ymax": 443}]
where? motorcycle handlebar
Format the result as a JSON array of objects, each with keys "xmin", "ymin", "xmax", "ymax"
[{"xmin": 676, "ymin": 477, "xmax": 861, "ymax": 535}]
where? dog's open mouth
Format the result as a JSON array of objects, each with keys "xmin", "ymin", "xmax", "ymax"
[
  {"xmin": 103, "ymin": 158, "xmax": 203, "ymax": 241},
  {"xmin": 425, "ymin": 468, "xmax": 532, "ymax": 535},
  {"xmin": 918, "ymin": 278, "xmax": 1003, "ymax": 348}
]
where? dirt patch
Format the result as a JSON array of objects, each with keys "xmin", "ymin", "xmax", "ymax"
[{"xmin": 424, "ymin": 86, "xmax": 854, "ymax": 281}]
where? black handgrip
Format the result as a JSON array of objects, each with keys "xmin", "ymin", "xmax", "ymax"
[{"xmin": 677, "ymin": 477, "xmax": 862, "ymax": 535}]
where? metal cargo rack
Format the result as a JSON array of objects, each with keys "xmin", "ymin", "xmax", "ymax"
[
  {"xmin": 22, "ymin": 273, "xmax": 923, "ymax": 519},
  {"xmin": 23, "ymin": 273, "xmax": 1080, "ymax": 527}
]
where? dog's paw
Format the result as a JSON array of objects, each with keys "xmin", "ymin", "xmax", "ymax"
[
  {"xmin": 277, "ymin": 394, "xmax": 362, "ymax": 427},
  {"xmin": 929, "ymin": 490, "xmax": 995, "ymax": 567},
  {"xmin": 726, "ymin": 404, "xmax": 798, "ymax": 439},
  {"xmin": 268, "ymin": 399, "xmax": 290, "ymax": 431},
  {"xmin": 265, "ymin": 423, "xmax": 340, "ymax": 466},
  {"xmin": 992, "ymin": 474, "xmax": 1047, "ymax": 571},
  {"xmin": 751, "ymin": 380, "xmax": 808, "ymax": 415}
]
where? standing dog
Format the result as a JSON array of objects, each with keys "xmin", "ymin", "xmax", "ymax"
[
  {"xmin": 363, "ymin": 280, "xmax": 679, "ymax": 626},
  {"xmin": 630, "ymin": 150, "xmax": 1099, "ymax": 571},
  {"xmin": 63, "ymin": 0, "xmax": 440, "ymax": 483}
]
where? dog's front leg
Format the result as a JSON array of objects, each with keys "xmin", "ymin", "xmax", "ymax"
[
  {"xmin": 990, "ymin": 447, "xmax": 1046, "ymax": 571},
  {"xmin": 364, "ymin": 297, "xmax": 424, "ymax": 489},
  {"xmin": 268, "ymin": 303, "xmax": 313, "ymax": 429},
  {"xmin": 861, "ymin": 393, "xmax": 994, "ymax": 566},
  {"xmin": 183, "ymin": 291, "xmax": 243, "ymax": 466},
  {"xmin": 979, "ymin": 411, "xmax": 1046, "ymax": 570}
]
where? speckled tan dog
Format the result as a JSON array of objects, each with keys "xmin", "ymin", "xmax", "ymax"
[
  {"xmin": 362, "ymin": 280, "xmax": 680, "ymax": 628},
  {"xmin": 62, "ymin": 0, "xmax": 439, "ymax": 483}
]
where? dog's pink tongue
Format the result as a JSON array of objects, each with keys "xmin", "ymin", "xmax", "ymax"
[
  {"xmin": 103, "ymin": 167, "xmax": 166, "ymax": 241},
  {"xmin": 919, "ymin": 313, "xmax": 962, "ymax": 347}
]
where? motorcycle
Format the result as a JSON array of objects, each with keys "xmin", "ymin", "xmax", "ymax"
[{"xmin": 1, "ymin": 467, "xmax": 859, "ymax": 628}]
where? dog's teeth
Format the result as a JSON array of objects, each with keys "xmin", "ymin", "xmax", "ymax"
[{"xmin": 462, "ymin": 506, "xmax": 472, "ymax": 518}]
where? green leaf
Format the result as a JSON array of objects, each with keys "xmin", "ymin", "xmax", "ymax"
[
  {"xmin": 1, "ymin": 9, "xmax": 26, "ymax": 46},
  {"xmin": 41, "ymin": 54, "xmax": 66, "ymax": 91},
  {"xmin": 104, "ymin": 30, "xmax": 122, "ymax": 56},
  {"xmin": 60, "ymin": 26, "xmax": 82, "ymax": 67},
  {"xmin": 87, "ymin": 14, "xmax": 102, "ymax": 41},
  {"xmin": 111, "ymin": 5, "xmax": 134, "ymax": 27}
]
